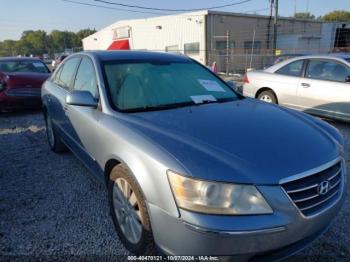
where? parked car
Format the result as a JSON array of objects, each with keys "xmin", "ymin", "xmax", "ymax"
[
  {"xmin": 243, "ymin": 54, "xmax": 350, "ymax": 123},
  {"xmin": 0, "ymin": 57, "xmax": 51, "ymax": 111},
  {"xmin": 51, "ymin": 54, "xmax": 68, "ymax": 70},
  {"xmin": 42, "ymin": 51, "xmax": 346, "ymax": 259}
]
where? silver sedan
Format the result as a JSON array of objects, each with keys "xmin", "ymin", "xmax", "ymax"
[
  {"xmin": 42, "ymin": 51, "xmax": 346, "ymax": 259},
  {"xmin": 243, "ymin": 54, "xmax": 350, "ymax": 122}
]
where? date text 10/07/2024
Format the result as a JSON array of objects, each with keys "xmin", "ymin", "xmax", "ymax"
[{"xmin": 127, "ymin": 256, "xmax": 220, "ymax": 261}]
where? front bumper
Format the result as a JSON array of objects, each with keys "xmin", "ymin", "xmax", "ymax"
[{"xmin": 148, "ymin": 183, "xmax": 345, "ymax": 257}]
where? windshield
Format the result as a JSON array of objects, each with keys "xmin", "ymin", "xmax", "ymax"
[
  {"xmin": 344, "ymin": 58, "xmax": 350, "ymax": 63},
  {"xmin": 0, "ymin": 60, "xmax": 50, "ymax": 74},
  {"xmin": 103, "ymin": 61, "xmax": 238, "ymax": 112}
]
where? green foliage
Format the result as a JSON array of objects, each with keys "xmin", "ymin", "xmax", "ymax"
[
  {"xmin": 322, "ymin": 10, "xmax": 350, "ymax": 22},
  {"xmin": 0, "ymin": 28, "xmax": 96, "ymax": 58},
  {"xmin": 294, "ymin": 12, "xmax": 315, "ymax": 20}
]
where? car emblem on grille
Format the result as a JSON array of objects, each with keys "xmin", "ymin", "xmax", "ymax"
[{"xmin": 318, "ymin": 181, "xmax": 330, "ymax": 195}]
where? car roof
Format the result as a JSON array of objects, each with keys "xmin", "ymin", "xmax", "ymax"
[
  {"xmin": 300, "ymin": 54, "xmax": 350, "ymax": 60},
  {"xmin": 82, "ymin": 50, "xmax": 192, "ymax": 63},
  {"xmin": 265, "ymin": 53, "xmax": 350, "ymax": 72},
  {"xmin": 0, "ymin": 57, "xmax": 43, "ymax": 62}
]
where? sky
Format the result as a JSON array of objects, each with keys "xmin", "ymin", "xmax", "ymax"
[{"xmin": 0, "ymin": 0, "xmax": 349, "ymax": 41}]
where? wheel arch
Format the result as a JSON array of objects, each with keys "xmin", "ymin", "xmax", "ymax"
[
  {"xmin": 255, "ymin": 87, "xmax": 279, "ymax": 104},
  {"xmin": 102, "ymin": 153, "xmax": 180, "ymax": 218},
  {"xmin": 104, "ymin": 158, "xmax": 121, "ymax": 185}
]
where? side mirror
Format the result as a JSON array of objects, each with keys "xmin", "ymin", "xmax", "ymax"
[
  {"xmin": 345, "ymin": 76, "xmax": 350, "ymax": 83},
  {"xmin": 66, "ymin": 90, "xmax": 98, "ymax": 108},
  {"xmin": 226, "ymin": 80, "xmax": 243, "ymax": 95}
]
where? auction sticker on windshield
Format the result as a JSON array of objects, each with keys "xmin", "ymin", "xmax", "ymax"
[{"xmin": 198, "ymin": 79, "xmax": 225, "ymax": 92}]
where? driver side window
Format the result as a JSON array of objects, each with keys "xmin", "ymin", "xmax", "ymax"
[{"xmin": 306, "ymin": 59, "xmax": 350, "ymax": 83}]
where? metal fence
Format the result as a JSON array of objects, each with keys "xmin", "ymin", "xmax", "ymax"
[{"xmin": 207, "ymin": 50, "xmax": 276, "ymax": 75}]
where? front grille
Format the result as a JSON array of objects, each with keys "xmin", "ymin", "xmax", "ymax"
[{"xmin": 281, "ymin": 161, "xmax": 343, "ymax": 217}]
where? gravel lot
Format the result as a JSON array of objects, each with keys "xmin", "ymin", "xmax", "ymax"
[{"xmin": 0, "ymin": 110, "xmax": 349, "ymax": 261}]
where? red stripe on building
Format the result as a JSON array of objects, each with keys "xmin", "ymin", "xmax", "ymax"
[{"xmin": 107, "ymin": 40, "xmax": 130, "ymax": 50}]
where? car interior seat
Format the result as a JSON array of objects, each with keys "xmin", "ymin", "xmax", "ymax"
[
  {"xmin": 332, "ymin": 64, "xmax": 347, "ymax": 82},
  {"xmin": 117, "ymin": 74, "xmax": 148, "ymax": 110},
  {"xmin": 308, "ymin": 63, "xmax": 323, "ymax": 79}
]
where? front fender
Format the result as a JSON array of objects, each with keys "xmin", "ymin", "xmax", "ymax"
[{"xmin": 97, "ymin": 114, "xmax": 185, "ymax": 218}]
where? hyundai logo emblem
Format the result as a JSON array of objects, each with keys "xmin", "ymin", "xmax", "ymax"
[{"xmin": 318, "ymin": 181, "xmax": 330, "ymax": 195}]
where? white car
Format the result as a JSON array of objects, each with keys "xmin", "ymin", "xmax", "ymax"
[{"xmin": 243, "ymin": 54, "xmax": 350, "ymax": 122}]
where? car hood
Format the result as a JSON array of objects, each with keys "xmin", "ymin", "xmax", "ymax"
[
  {"xmin": 2, "ymin": 72, "xmax": 50, "ymax": 89},
  {"xmin": 120, "ymin": 98, "xmax": 341, "ymax": 184}
]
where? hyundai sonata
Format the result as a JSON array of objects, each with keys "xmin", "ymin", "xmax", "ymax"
[{"xmin": 41, "ymin": 51, "xmax": 346, "ymax": 260}]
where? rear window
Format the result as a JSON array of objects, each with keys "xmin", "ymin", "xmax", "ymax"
[
  {"xmin": 275, "ymin": 60, "xmax": 304, "ymax": 77},
  {"xmin": 0, "ymin": 60, "xmax": 50, "ymax": 73}
]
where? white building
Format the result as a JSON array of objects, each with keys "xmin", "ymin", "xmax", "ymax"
[{"xmin": 83, "ymin": 10, "xmax": 350, "ymax": 73}]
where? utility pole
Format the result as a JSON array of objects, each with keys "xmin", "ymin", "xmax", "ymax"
[
  {"xmin": 272, "ymin": 0, "xmax": 279, "ymax": 57},
  {"xmin": 226, "ymin": 30, "xmax": 229, "ymax": 76},
  {"xmin": 249, "ymin": 29, "xmax": 256, "ymax": 69},
  {"xmin": 266, "ymin": 0, "xmax": 273, "ymax": 50}
]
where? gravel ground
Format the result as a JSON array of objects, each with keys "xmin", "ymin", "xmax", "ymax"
[{"xmin": 0, "ymin": 110, "xmax": 349, "ymax": 261}]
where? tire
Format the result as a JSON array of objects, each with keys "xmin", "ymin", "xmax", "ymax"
[
  {"xmin": 257, "ymin": 90, "xmax": 277, "ymax": 104},
  {"xmin": 44, "ymin": 112, "xmax": 67, "ymax": 153},
  {"xmin": 108, "ymin": 164, "xmax": 156, "ymax": 255}
]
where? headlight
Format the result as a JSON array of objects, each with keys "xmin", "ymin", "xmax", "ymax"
[{"xmin": 167, "ymin": 170, "xmax": 273, "ymax": 215}]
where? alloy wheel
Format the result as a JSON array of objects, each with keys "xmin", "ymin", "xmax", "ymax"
[
  {"xmin": 112, "ymin": 177, "xmax": 143, "ymax": 244},
  {"xmin": 260, "ymin": 95, "xmax": 273, "ymax": 103}
]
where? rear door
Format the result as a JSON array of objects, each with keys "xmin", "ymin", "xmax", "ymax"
[
  {"xmin": 271, "ymin": 59, "xmax": 305, "ymax": 108},
  {"xmin": 297, "ymin": 59, "xmax": 350, "ymax": 121}
]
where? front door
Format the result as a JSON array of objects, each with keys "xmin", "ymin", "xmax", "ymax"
[
  {"xmin": 297, "ymin": 59, "xmax": 350, "ymax": 121},
  {"xmin": 64, "ymin": 56, "xmax": 103, "ymax": 177}
]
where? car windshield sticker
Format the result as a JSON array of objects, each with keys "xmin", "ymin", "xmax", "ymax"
[
  {"xmin": 33, "ymin": 62, "xmax": 45, "ymax": 68},
  {"xmin": 198, "ymin": 79, "xmax": 225, "ymax": 92},
  {"xmin": 190, "ymin": 95, "xmax": 217, "ymax": 104}
]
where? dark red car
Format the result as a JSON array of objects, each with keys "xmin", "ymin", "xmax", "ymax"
[{"xmin": 0, "ymin": 57, "xmax": 51, "ymax": 111}]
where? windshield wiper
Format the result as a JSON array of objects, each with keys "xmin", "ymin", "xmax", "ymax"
[
  {"xmin": 121, "ymin": 101, "xmax": 196, "ymax": 113},
  {"xmin": 121, "ymin": 98, "xmax": 235, "ymax": 113},
  {"xmin": 194, "ymin": 97, "xmax": 235, "ymax": 106}
]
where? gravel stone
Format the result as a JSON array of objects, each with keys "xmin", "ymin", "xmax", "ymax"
[{"xmin": 0, "ymin": 110, "xmax": 349, "ymax": 260}]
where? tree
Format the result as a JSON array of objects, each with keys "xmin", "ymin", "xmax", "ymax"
[
  {"xmin": 0, "ymin": 28, "xmax": 96, "ymax": 57},
  {"xmin": 322, "ymin": 10, "xmax": 350, "ymax": 22},
  {"xmin": 294, "ymin": 12, "xmax": 315, "ymax": 20},
  {"xmin": 20, "ymin": 30, "xmax": 49, "ymax": 56},
  {"xmin": 0, "ymin": 40, "xmax": 17, "ymax": 57},
  {"xmin": 76, "ymin": 28, "xmax": 96, "ymax": 41}
]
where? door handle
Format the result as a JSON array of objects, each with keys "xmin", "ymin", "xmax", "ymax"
[{"xmin": 301, "ymin": 83, "xmax": 310, "ymax": 88}]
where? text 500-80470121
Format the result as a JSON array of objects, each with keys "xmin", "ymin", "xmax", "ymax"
[{"xmin": 41, "ymin": 51, "xmax": 346, "ymax": 260}]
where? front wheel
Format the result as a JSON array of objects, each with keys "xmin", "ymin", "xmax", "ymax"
[
  {"xmin": 257, "ymin": 90, "xmax": 277, "ymax": 104},
  {"xmin": 108, "ymin": 164, "xmax": 156, "ymax": 255}
]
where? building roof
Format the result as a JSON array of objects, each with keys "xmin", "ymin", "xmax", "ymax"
[{"xmin": 83, "ymin": 9, "xmax": 349, "ymax": 42}]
